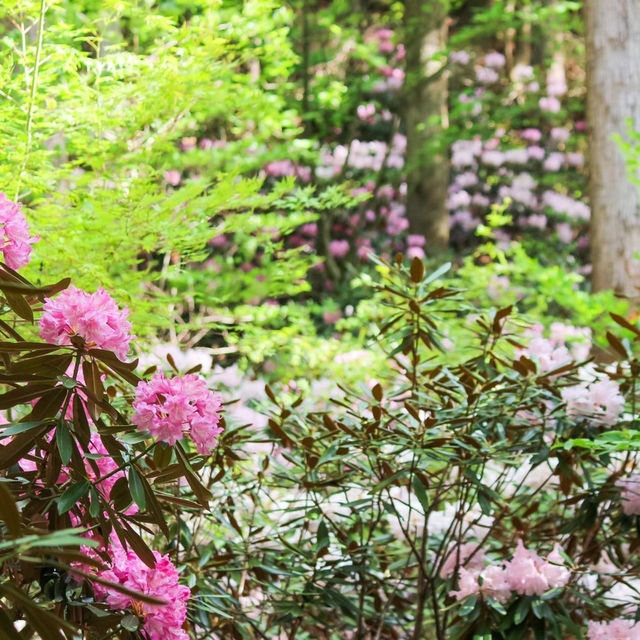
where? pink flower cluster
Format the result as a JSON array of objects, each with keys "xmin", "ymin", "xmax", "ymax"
[
  {"xmin": 617, "ymin": 475, "xmax": 640, "ymax": 516},
  {"xmin": 264, "ymin": 160, "xmax": 311, "ymax": 182},
  {"xmin": 561, "ymin": 376, "xmax": 624, "ymax": 427},
  {"xmin": 587, "ymin": 619, "xmax": 640, "ymax": 640},
  {"xmin": 0, "ymin": 193, "xmax": 38, "ymax": 270},
  {"xmin": 94, "ymin": 540, "xmax": 190, "ymax": 640},
  {"xmin": 131, "ymin": 372, "xmax": 223, "ymax": 454},
  {"xmin": 39, "ymin": 286, "xmax": 133, "ymax": 361},
  {"xmin": 449, "ymin": 540, "xmax": 570, "ymax": 602},
  {"xmin": 518, "ymin": 322, "xmax": 591, "ymax": 373}
]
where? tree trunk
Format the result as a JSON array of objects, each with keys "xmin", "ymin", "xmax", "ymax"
[
  {"xmin": 585, "ymin": 0, "xmax": 640, "ymax": 298},
  {"xmin": 404, "ymin": 0, "xmax": 450, "ymax": 251}
]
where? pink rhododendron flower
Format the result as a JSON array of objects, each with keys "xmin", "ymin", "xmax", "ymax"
[
  {"xmin": 484, "ymin": 51, "xmax": 506, "ymax": 68},
  {"xmin": 617, "ymin": 475, "xmax": 640, "ymax": 515},
  {"xmin": 566, "ymin": 152, "xmax": 585, "ymax": 167},
  {"xmin": 450, "ymin": 50, "xmax": 470, "ymax": 65},
  {"xmin": 375, "ymin": 28, "xmax": 393, "ymax": 40},
  {"xmin": 544, "ymin": 152, "xmax": 565, "ymax": 172},
  {"xmin": 527, "ymin": 145, "xmax": 545, "ymax": 161},
  {"xmin": 520, "ymin": 128, "xmax": 542, "ymax": 142},
  {"xmin": 329, "ymin": 239, "xmax": 350, "ymax": 259},
  {"xmin": 450, "ymin": 565, "xmax": 511, "ymax": 603},
  {"xmin": 511, "ymin": 64, "xmax": 534, "ymax": 81},
  {"xmin": 163, "ymin": 170, "xmax": 181, "ymax": 186},
  {"xmin": 440, "ymin": 542, "xmax": 484, "ymax": 579},
  {"xmin": 0, "ymin": 193, "xmax": 38, "ymax": 269},
  {"xmin": 407, "ymin": 234, "xmax": 425, "ymax": 247},
  {"xmin": 476, "ymin": 66, "xmax": 499, "ymax": 84},
  {"xmin": 551, "ymin": 127, "xmax": 570, "ymax": 143},
  {"xmin": 132, "ymin": 372, "xmax": 223, "ymax": 454},
  {"xmin": 561, "ymin": 377, "xmax": 624, "ymax": 427},
  {"xmin": 555, "ymin": 222, "xmax": 573, "ymax": 244},
  {"xmin": 406, "ymin": 246, "xmax": 425, "ymax": 260},
  {"xmin": 539, "ymin": 96, "xmax": 561, "ymax": 113},
  {"xmin": 357, "ymin": 103, "xmax": 377, "ymax": 123},
  {"xmin": 504, "ymin": 540, "xmax": 570, "ymax": 596},
  {"xmin": 94, "ymin": 540, "xmax": 190, "ymax": 640},
  {"xmin": 39, "ymin": 286, "xmax": 133, "ymax": 361},
  {"xmin": 587, "ymin": 619, "xmax": 640, "ymax": 640}
]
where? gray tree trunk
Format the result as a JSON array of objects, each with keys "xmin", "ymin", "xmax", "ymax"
[
  {"xmin": 585, "ymin": 0, "xmax": 640, "ymax": 297},
  {"xmin": 404, "ymin": 0, "xmax": 449, "ymax": 251}
]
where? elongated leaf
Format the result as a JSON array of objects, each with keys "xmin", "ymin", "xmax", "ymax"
[
  {"xmin": 0, "ymin": 383, "xmax": 53, "ymax": 410},
  {"xmin": 0, "ymin": 482, "xmax": 20, "ymax": 536},
  {"xmin": 0, "ymin": 424, "xmax": 51, "ymax": 468},
  {"xmin": 0, "ymin": 420, "xmax": 47, "ymax": 438},
  {"xmin": 175, "ymin": 443, "xmax": 212, "ymax": 507},
  {"xmin": 10, "ymin": 353, "xmax": 72, "ymax": 377},
  {"xmin": 31, "ymin": 388, "xmax": 67, "ymax": 421},
  {"xmin": 411, "ymin": 475, "xmax": 430, "ymax": 513},
  {"xmin": 56, "ymin": 421, "xmax": 73, "ymax": 466},
  {"xmin": 58, "ymin": 479, "xmax": 90, "ymax": 514},
  {"xmin": 4, "ymin": 291, "xmax": 33, "ymax": 322},
  {"xmin": 128, "ymin": 467, "xmax": 146, "ymax": 511}
]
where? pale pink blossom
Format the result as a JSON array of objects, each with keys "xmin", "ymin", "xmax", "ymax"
[
  {"xmin": 539, "ymin": 96, "xmax": 562, "ymax": 113},
  {"xmin": 476, "ymin": 66, "xmax": 499, "ymax": 84},
  {"xmin": 484, "ymin": 52, "xmax": 506, "ymax": 68},
  {"xmin": 40, "ymin": 286, "xmax": 133, "ymax": 361},
  {"xmin": 544, "ymin": 152, "xmax": 565, "ymax": 172},
  {"xmin": 520, "ymin": 128, "xmax": 542, "ymax": 143},
  {"xmin": 561, "ymin": 377, "xmax": 624, "ymax": 427},
  {"xmin": 450, "ymin": 565, "xmax": 511, "ymax": 603},
  {"xmin": 566, "ymin": 152, "xmax": 585, "ymax": 167},
  {"xmin": 511, "ymin": 64, "xmax": 534, "ymax": 81},
  {"xmin": 357, "ymin": 103, "xmax": 377, "ymax": 123},
  {"xmin": 527, "ymin": 145, "xmax": 545, "ymax": 161},
  {"xmin": 587, "ymin": 619, "xmax": 640, "ymax": 640},
  {"xmin": 504, "ymin": 540, "xmax": 570, "ymax": 596},
  {"xmin": 450, "ymin": 50, "xmax": 470, "ymax": 65},
  {"xmin": 0, "ymin": 193, "xmax": 38, "ymax": 269},
  {"xmin": 617, "ymin": 476, "xmax": 640, "ymax": 515},
  {"xmin": 132, "ymin": 372, "xmax": 223, "ymax": 454},
  {"xmin": 440, "ymin": 542, "xmax": 484, "ymax": 579},
  {"xmin": 551, "ymin": 127, "xmax": 570, "ymax": 143}
]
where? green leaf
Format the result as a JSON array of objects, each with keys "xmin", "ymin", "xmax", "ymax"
[
  {"xmin": 121, "ymin": 614, "xmax": 139, "ymax": 632},
  {"xmin": 411, "ymin": 475, "xmax": 430, "ymax": 513},
  {"xmin": 316, "ymin": 519, "xmax": 330, "ymax": 551},
  {"xmin": 0, "ymin": 420, "xmax": 47, "ymax": 438},
  {"xmin": 128, "ymin": 467, "xmax": 147, "ymax": 511},
  {"xmin": 58, "ymin": 479, "xmax": 90, "ymax": 514},
  {"xmin": 56, "ymin": 421, "xmax": 73, "ymax": 466}
]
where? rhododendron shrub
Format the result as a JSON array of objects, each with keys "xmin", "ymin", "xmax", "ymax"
[
  {"xmin": 0, "ymin": 195, "xmax": 226, "ymax": 638},
  {"xmin": 190, "ymin": 258, "xmax": 640, "ymax": 639}
]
